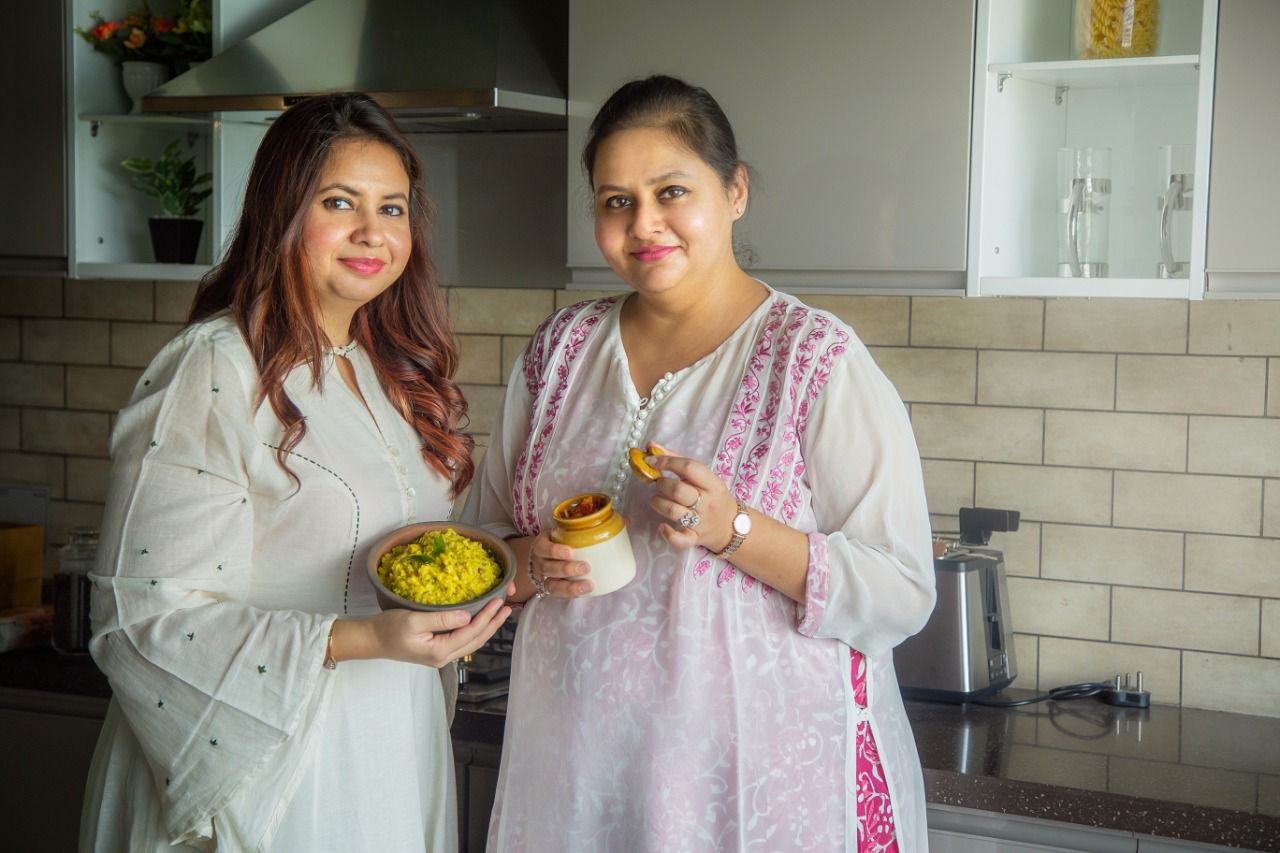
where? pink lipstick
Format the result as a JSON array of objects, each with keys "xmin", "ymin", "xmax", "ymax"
[
  {"xmin": 631, "ymin": 245, "xmax": 677, "ymax": 263},
  {"xmin": 339, "ymin": 257, "xmax": 386, "ymax": 274}
]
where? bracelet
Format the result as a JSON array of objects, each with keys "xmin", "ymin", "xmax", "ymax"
[
  {"xmin": 323, "ymin": 625, "xmax": 337, "ymax": 670},
  {"xmin": 528, "ymin": 549, "xmax": 548, "ymax": 599}
]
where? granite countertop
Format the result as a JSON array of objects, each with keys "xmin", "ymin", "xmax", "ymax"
[{"xmin": 6, "ymin": 649, "xmax": 1278, "ymax": 850}]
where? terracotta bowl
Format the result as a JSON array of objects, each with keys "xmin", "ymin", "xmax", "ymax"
[{"xmin": 366, "ymin": 521, "xmax": 515, "ymax": 616}]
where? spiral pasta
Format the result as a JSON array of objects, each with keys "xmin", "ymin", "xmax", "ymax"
[{"xmin": 1074, "ymin": 0, "xmax": 1159, "ymax": 59}]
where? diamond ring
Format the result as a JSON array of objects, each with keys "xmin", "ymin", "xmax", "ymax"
[{"xmin": 679, "ymin": 510, "xmax": 701, "ymax": 528}]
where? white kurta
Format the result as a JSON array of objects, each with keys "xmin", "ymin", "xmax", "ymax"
[
  {"xmin": 463, "ymin": 288, "xmax": 936, "ymax": 852},
  {"xmin": 79, "ymin": 314, "xmax": 458, "ymax": 852}
]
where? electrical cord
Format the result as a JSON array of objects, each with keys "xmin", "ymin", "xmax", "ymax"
[{"xmin": 971, "ymin": 681, "xmax": 1111, "ymax": 707}]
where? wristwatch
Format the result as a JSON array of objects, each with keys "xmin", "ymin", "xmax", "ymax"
[{"xmin": 713, "ymin": 501, "xmax": 752, "ymax": 560}]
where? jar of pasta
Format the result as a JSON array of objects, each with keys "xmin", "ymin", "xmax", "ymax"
[
  {"xmin": 1072, "ymin": 0, "xmax": 1159, "ymax": 59},
  {"xmin": 550, "ymin": 492, "xmax": 636, "ymax": 598}
]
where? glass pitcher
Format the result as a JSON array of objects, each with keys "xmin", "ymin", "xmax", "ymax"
[
  {"xmin": 53, "ymin": 527, "xmax": 98, "ymax": 655},
  {"xmin": 1156, "ymin": 144, "xmax": 1195, "ymax": 278},
  {"xmin": 1058, "ymin": 147, "xmax": 1112, "ymax": 278}
]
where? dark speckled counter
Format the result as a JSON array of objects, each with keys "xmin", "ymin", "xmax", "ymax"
[
  {"xmin": 6, "ymin": 651, "xmax": 1278, "ymax": 850},
  {"xmin": 908, "ymin": 694, "xmax": 1280, "ymax": 851}
]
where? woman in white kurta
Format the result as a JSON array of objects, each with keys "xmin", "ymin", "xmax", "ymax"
[
  {"xmin": 79, "ymin": 94, "xmax": 510, "ymax": 852},
  {"xmin": 462, "ymin": 77, "xmax": 936, "ymax": 852}
]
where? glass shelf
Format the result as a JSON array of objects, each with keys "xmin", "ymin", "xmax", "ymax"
[
  {"xmin": 977, "ymin": 276, "xmax": 1198, "ymax": 299},
  {"xmin": 73, "ymin": 261, "xmax": 211, "ymax": 282},
  {"xmin": 988, "ymin": 55, "xmax": 1201, "ymax": 89}
]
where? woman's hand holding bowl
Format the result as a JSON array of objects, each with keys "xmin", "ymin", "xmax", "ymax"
[{"xmin": 334, "ymin": 588, "xmax": 514, "ymax": 668}]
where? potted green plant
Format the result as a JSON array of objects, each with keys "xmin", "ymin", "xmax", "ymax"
[{"xmin": 122, "ymin": 139, "xmax": 212, "ymax": 264}]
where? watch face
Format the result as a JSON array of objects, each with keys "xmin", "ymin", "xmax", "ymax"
[{"xmin": 732, "ymin": 511, "xmax": 752, "ymax": 536}]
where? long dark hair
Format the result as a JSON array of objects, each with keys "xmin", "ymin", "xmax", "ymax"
[
  {"xmin": 189, "ymin": 93, "xmax": 474, "ymax": 494},
  {"xmin": 582, "ymin": 75, "xmax": 745, "ymax": 191}
]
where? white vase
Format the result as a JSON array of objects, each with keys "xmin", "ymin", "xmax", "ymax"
[{"xmin": 120, "ymin": 61, "xmax": 170, "ymax": 115}]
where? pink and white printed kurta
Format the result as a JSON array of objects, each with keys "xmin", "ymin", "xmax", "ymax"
[{"xmin": 462, "ymin": 288, "xmax": 936, "ymax": 852}]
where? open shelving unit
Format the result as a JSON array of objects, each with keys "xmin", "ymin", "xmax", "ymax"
[{"xmin": 968, "ymin": 0, "xmax": 1219, "ymax": 299}]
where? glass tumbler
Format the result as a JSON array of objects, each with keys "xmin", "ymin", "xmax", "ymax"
[{"xmin": 1058, "ymin": 147, "xmax": 1112, "ymax": 278}]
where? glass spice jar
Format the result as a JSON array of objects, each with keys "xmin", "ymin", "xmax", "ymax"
[
  {"xmin": 1072, "ymin": 0, "xmax": 1160, "ymax": 59},
  {"xmin": 550, "ymin": 492, "xmax": 637, "ymax": 598},
  {"xmin": 53, "ymin": 527, "xmax": 98, "ymax": 655}
]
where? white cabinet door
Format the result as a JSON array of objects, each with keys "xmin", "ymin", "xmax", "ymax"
[
  {"xmin": 1204, "ymin": 0, "xmax": 1280, "ymax": 295},
  {"xmin": 567, "ymin": 0, "xmax": 974, "ymax": 292}
]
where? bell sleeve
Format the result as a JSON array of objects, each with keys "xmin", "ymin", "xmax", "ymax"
[
  {"xmin": 794, "ymin": 343, "xmax": 936, "ymax": 656},
  {"xmin": 88, "ymin": 329, "xmax": 336, "ymax": 846}
]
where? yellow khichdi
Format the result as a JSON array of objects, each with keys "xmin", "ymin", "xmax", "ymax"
[{"xmin": 378, "ymin": 528, "xmax": 502, "ymax": 606}]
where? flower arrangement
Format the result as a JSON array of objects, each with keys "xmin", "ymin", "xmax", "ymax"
[
  {"xmin": 122, "ymin": 140, "xmax": 212, "ymax": 218},
  {"xmin": 76, "ymin": 1, "xmax": 211, "ymax": 68}
]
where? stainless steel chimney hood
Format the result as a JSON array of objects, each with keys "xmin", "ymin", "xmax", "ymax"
[{"xmin": 142, "ymin": 0, "xmax": 567, "ymax": 132}]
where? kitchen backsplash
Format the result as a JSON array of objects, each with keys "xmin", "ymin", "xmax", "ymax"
[{"xmin": 2, "ymin": 275, "xmax": 1278, "ymax": 718}]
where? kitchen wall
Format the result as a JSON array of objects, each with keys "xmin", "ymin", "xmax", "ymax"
[{"xmin": 3, "ymin": 278, "xmax": 1278, "ymax": 718}]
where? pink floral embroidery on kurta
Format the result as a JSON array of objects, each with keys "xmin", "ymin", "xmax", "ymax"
[{"xmin": 853, "ymin": 648, "xmax": 899, "ymax": 853}]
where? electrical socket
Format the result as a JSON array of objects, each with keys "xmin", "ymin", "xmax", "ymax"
[{"xmin": 1104, "ymin": 671, "xmax": 1151, "ymax": 709}]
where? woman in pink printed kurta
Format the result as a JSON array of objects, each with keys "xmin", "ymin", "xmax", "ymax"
[{"xmin": 461, "ymin": 76, "xmax": 935, "ymax": 852}]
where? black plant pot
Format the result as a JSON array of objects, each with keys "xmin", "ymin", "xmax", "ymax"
[{"xmin": 148, "ymin": 217, "xmax": 203, "ymax": 264}]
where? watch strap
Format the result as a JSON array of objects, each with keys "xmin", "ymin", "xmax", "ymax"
[{"xmin": 712, "ymin": 500, "xmax": 750, "ymax": 559}]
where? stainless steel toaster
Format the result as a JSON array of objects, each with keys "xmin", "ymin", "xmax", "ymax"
[{"xmin": 895, "ymin": 507, "xmax": 1019, "ymax": 703}]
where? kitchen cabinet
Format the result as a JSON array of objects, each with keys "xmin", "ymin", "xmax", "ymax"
[
  {"xmin": 565, "ymin": 0, "xmax": 974, "ymax": 293},
  {"xmin": 0, "ymin": 704, "xmax": 105, "ymax": 852},
  {"xmin": 452, "ymin": 738, "xmax": 501, "ymax": 853},
  {"xmin": 968, "ymin": 0, "xmax": 1218, "ymax": 298},
  {"xmin": 65, "ymin": 0, "xmax": 305, "ymax": 281},
  {"xmin": 928, "ymin": 805, "xmax": 1138, "ymax": 853},
  {"xmin": 1203, "ymin": 0, "xmax": 1280, "ymax": 296},
  {"xmin": 0, "ymin": 1, "xmax": 66, "ymax": 272}
]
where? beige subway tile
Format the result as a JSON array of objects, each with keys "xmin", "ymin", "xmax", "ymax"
[
  {"xmin": 1012, "ymin": 633, "xmax": 1037, "ymax": 689},
  {"xmin": 1113, "ymin": 588, "xmax": 1258, "ymax": 655},
  {"xmin": 1109, "ymin": 758, "xmax": 1256, "ymax": 812},
  {"xmin": 1005, "ymin": 745, "xmax": 1107, "ymax": 793},
  {"xmin": 1042, "ymin": 524, "xmax": 1182, "ymax": 588},
  {"xmin": 22, "ymin": 319, "xmax": 109, "ymax": 365},
  {"xmin": 911, "ymin": 404, "xmax": 1042, "ymax": 464},
  {"xmin": 66, "ymin": 457, "xmax": 113, "ymax": 504},
  {"xmin": 501, "ymin": 336, "xmax": 531, "ymax": 384},
  {"xmin": 21, "ymin": 409, "xmax": 110, "ymax": 457},
  {"xmin": 1039, "ymin": 638, "xmax": 1181, "ymax": 705},
  {"xmin": 0, "ymin": 452, "xmax": 65, "ymax": 499},
  {"xmin": 1116, "ymin": 355, "xmax": 1266, "ymax": 416},
  {"xmin": 1186, "ymin": 535, "xmax": 1280, "ymax": 598},
  {"xmin": 803, "ymin": 295, "xmax": 910, "ymax": 346},
  {"xmin": 455, "ymin": 335, "xmax": 502, "ymax": 385},
  {"xmin": 1045, "ymin": 298, "xmax": 1188, "ymax": 354},
  {"xmin": 977, "ymin": 463, "xmax": 1112, "ymax": 525},
  {"xmin": 1264, "ymin": 600, "xmax": 1280, "ymax": 659},
  {"xmin": 459, "ymin": 384, "xmax": 506, "ymax": 436},
  {"xmin": 1115, "ymin": 471, "xmax": 1260, "ymax": 535},
  {"xmin": 1183, "ymin": 652, "xmax": 1280, "ymax": 716},
  {"xmin": 1189, "ymin": 416, "xmax": 1280, "ymax": 477},
  {"xmin": 450, "ymin": 288, "xmax": 555, "ymax": 335},
  {"xmin": 0, "ymin": 407, "xmax": 17, "ymax": 450},
  {"xmin": 991, "ymin": 521, "xmax": 1041, "ymax": 578},
  {"xmin": 1008, "ymin": 577, "xmax": 1109, "ymax": 640},
  {"xmin": 0, "ymin": 318, "xmax": 18, "ymax": 359},
  {"xmin": 44, "ymin": 501, "xmax": 105, "ymax": 555},
  {"xmin": 0, "ymin": 363, "xmax": 63, "ymax": 407},
  {"xmin": 1182, "ymin": 706, "xmax": 1280, "ymax": 774},
  {"xmin": 1271, "ymin": 359, "xmax": 1280, "ymax": 417},
  {"xmin": 1044, "ymin": 410, "xmax": 1186, "ymax": 472},
  {"xmin": 1267, "ymin": 480, "xmax": 1280, "ymax": 538},
  {"xmin": 110, "ymin": 322, "xmax": 183, "ymax": 368},
  {"xmin": 920, "ymin": 459, "xmax": 973, "ymax": 517},
  {"xmin": 1261, "ymin": 774, "xmax": 1280, "ymax": 818},
  {"xmin": 0, "ymin": 275, "xmax": 62, "ymax": 317},
  {"xmin": 67, "ymin": 367, "xmax": 142, "ymax": 413},
  {"xmin": 65, "ymin": 280, "xmax": 152, "ymax": 321},
  {"xmin": 867, "ymin": 347, "xmax": 976, "ymax": 404},
  {"xmin": 155, "ymin": 280, "xmax": 198, "ymax": 323},
  {"xmin": 979, "ymin": 351, "xmax": 1115, "ymax": 410},
  {"xmin": 554, "ymin": 289, "xmax": 618, "ymax": 310},
  {"xmin": 1190, "ymin": 300, "xmax": 1280, "ymax": 356},
  {"xmin": 910, "ymin": 297, "xmax": 1043, "ymax": 349}
]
